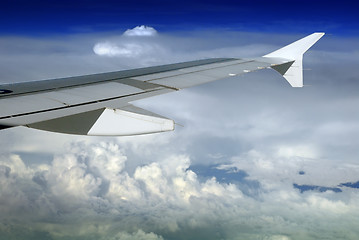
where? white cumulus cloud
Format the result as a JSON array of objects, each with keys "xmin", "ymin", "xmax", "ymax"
[
  {"xmin": 123, "ymin": 25, "xmax": 158, "ymax": 37},
  {"xmin": 93, "ymin": 25, "xmax": 165, "ymax": 60}
]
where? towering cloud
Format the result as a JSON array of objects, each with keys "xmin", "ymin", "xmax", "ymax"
[
  {"xmin": 123, "ymin": 25, "xmax": 158, "ymax": 37},
  {"xmin": 93, "ymin": 25, "xmax": 162, "ymax": 59}
]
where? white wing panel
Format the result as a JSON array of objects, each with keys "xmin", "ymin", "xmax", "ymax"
[
  {"xmin": 0, "ymin": 82, "xmax": 145, "ymax": 119},
  {"xmin": 195, "ymin": 63, "xmax": 253, "ymax": 78},
  {"xmin": 132, "ymin": 61, "xmax": 241, "ymax": 81},
  {"xmin": 177, "ymin": 60, "xmax": 248, "ymax": 72},
  {"xmin": 41, "ymin": 82, "xmax": 142, "ymax": 105},
  {"xmin": 131, "ymin": 70, "xmax": 185, "ymax": 81},
  {"xmin": 147, "ymin": 60, "xmax": 272, "ymax": 89},
  {"xmin": 0, "ymin": 95, "xmax": 65, "ymax": 118},
  {"xmin": 149, "ymin": 73, "xmax": 217, "ymax": 89}
]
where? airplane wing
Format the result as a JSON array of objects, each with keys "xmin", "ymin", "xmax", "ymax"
[{"xmin": 0, "ymin": 33, "xmax": 324, "ymax": 136}]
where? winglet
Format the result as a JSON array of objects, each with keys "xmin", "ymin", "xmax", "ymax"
[{"xmin": 263, "ymin": 33, "xmax": 325, "ymax": 87}]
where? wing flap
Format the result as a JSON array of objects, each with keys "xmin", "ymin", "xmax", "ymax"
[
  {"xmin": 28, "ymin": 108, "xmax": 105, "ymax": 135},
  {"xmin": 28, "ymin": 105, "xmax": 174, "ymax": 136},
  {"xmin": 87, "ymin": 105, "xmax": 174, "ymax": 136}
]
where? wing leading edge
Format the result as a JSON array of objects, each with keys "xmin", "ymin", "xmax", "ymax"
[{"xmin": 0, "ymin": 33, "xmax": 324, "ymax": 136}]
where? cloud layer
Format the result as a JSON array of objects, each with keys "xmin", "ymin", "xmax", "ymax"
[
  {"xmin": 0, "ymin": 140, "xmax": 358, "ymax": 240},
  {"xmin": 0, "ymin": 27, "xmax": 359, "ymax": 239}
]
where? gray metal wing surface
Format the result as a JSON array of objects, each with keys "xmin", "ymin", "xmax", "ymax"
[{"xmin": 0, "ymin": 33, "xmax": 324, "ymax": 136}]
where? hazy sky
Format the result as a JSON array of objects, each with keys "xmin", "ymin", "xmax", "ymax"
[{"xmin": 0, "ymin": 1, "xmax": 359, "ymax": 240}]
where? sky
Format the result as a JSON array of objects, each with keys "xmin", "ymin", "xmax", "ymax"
[{"xmin": 0, "ymin": 1, "xmax": 359, "ymax": 240}]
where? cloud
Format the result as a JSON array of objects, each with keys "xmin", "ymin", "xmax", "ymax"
[
  {"xmin": 264, "ymin": 236, "xmax": 291, "ymax": 240},
  {"xmin": 108, "ymin": 230, "xmax": 164, "ymax": 240},
  {"xmin": 1, "ymin": 30, "xmax": 359, "ymax": 239},
  {"xmin": 93, "ymin": 25, "xmax": 158, "ymax": 57},
  {"xmin": 1, "ymin": 141, "xmax": 359, "ymax": 240},
  {"xmin": 92, "ymin": 25, "xmax": 166, "ymax": 61},
  {"xmin": 123, "ymin": 25, "xmax": 158, "ymax": 37},
  {"xmin": 93, "ymin": 42, "xmax": 135, "ymax": 57},
  {"xmin": 93, "ymin": 41, "xmax": 163, "ymax": 58}
]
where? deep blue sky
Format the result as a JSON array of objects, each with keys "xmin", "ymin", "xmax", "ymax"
[{"xmin": 1, "ymin": 0, "xmax": 358, "ymax": 36}]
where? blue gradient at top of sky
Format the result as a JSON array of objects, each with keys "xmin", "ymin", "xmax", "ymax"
[{"xmin": 1, "ymin": 0, "xmax": 358, "ymax": 36}]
